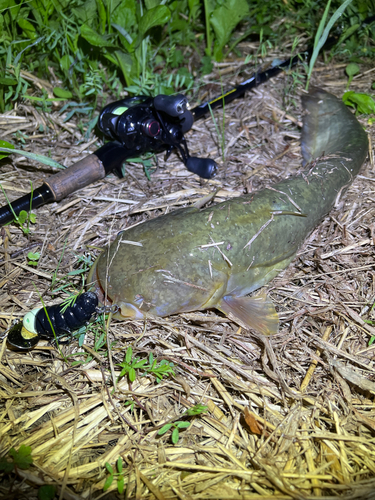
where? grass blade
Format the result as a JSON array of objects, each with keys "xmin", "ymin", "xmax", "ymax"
[
  {"xmin": 0, "ymin": 147, "xmax": 65, "ymax": 169},
  {"xmin": 306, "ymin": 0, "xmax": 353, "ymax": 90}
]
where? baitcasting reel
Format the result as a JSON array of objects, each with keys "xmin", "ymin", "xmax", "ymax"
[
  {"xmin": 0, "ymin": 93, "xmax": 218, "ymax": 227},
  {"xmin": 98, "ymin": 94, "xmax": 218, "ymax": 179}
]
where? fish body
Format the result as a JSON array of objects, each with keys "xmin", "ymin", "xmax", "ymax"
[{"xmin": 88, "ymin": 89, "xmax": 368, "ymax": 334}]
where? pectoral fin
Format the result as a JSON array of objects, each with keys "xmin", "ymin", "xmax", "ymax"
[
  {"xmin": 218, "ymin": 293, "xmax": 279, "ymax": 335},
  {"xmin": 116, "ymin": 301, "xmax": 146, "ymax": 320}
]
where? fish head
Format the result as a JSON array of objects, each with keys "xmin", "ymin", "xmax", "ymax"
[{"xmin": 88, "ymin": 225, "xmax": 230, "ymax": 320}]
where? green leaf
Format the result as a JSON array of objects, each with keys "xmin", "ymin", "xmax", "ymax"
[
  {"xmin": 105, "ymin": 462, "xmax": 114, "ymax": 474},
  {"xmin": 117, "ymin": 475, "xmax": 125, "ymax": 494},
  {"xmin": 345, "ymin": 62, "xmax": 360, "ymax": 89},
  {"xmin": 124, "ymin": 400, "xmax": 135, "ymax": 411},
  {"xmin": 9, "ymin": 445, "xmax": 33, "ymax": 469},
  {"xmin": 0, "ymin": 456, "xmax": 14, "ymax": 473},
  {"xmin": 186, "ymin": 404, "xmax": 208, "ymax": 416},
  {"xmin": 96, "ymin": 0, "xmax": 107, "ymax": 34},
  {"xmin": 59, "ymin": 54, "xmax": 72, "ymax": 74},
  {"xmin": 119, "ymin": 367, "xmax": 128, "ymax": 378},
  {"xmin": 144, "ymin": 0, "xmax": 161, "ymax": 8},
  {"xmin": 0, "ymin": 78, "xmax": 18, "ymax": 86},
  {"xmin": 115, "ymin": 50, "xmax": 134, "ymax": 86},
  {"xmin": 210, "ymin": 0, "xmax": 249, "ymax": 61},
  {"xmin": 0, "ymin": 139, "xmax": 14, "ymax": 160},
  {"xmin": 103, "ymin": 474, "xmax": 114, "ymax": 491},
  {"xmin": 346, "ymin": 63, "xmax": 360, "ymax": 78},
  {"xmin": 147, "ymin": 359, "xmax": 175, "ymax": 381},
  {"xmin": 138, "ymin": 5, "xmax": 171, "ymax": 39},
  {"xmin": 176, "ymin": 421, "xmax": 190, "ymax": 429},
  {"xmin": 125, "ymin": 346, "xmax": 132, "ymax": 363},
  {"xmin": 80, "ymin": 24, "xmax": 114, "ymax": 47},
  {"xmin": 133, "ymin": 359, "xmax": 147, "ymax": 369},
  {"xmin": 14, "ymin": 444, "xmax": 32, "ymax": 457},
  {"xmin": 171, "ymin": 427, "xmax": 179, "ymax": 444},
  {"xmin": 38, "ymin": 484, "xmax": 56, "ymax": 500},
  {"xmin": 29, "ymin": 213, "xmax": 36, "ymax": 223},
  {"xmin": 170, "ymin": 49, "xmax": 184, "ymax": 68},
  {"xmin": 23, "ymin": 95, "xmax": 65, "ymax": 103},
  {"xmin": 337, "ymin": 22, "xmax": 361, "ymax": 45},
  {"xmin": 0, "ymin": 147, "xmax": 64, "ymax": 169},
  {"xmin": 111, "ymin": 0, "xmax": 136, "ymax": 40},
  {"xmin": 117, "ymin": 456, "xmax": 123, "ymax": 473},
  {"xmin": 17, "ymin": 18, "xmax": 37, "ymax": 38},
  {"xmin": 53, "ymin": 87, "xmax": 73, "ymax": 99},
  {"xmin": 112, "ymin": 23, "xmax": 133, "ymax": 48},
  {"xmin": 27, "ymin": 251, "xmax": 40, "ymax": 261},
  {"xmin": 201, "ymin": 56, "xmax": 213, "ymax": 75},
  {"xmin": 313, "ymin": 0, "xmax": 332, "ymax": 50},
  {"xmin": 342, "ymin": 91, "xmax": 375, "ymax": 114},
  {"xmin": 306, "ymin": 0, "xmax": 353, "ymax": 90},
  {"xmin": 14, "ymin": 36, "xmax": 45, "ymax": 67},
  {"xmin": 18, "ymin": 211, "xmax": 28, "ymax": 224},
  {"xmin": 66, "ymin": 269, "xmax": 86, "ymax": 277},
  {"xmin": 72, "ymin": 0, "xmax": 97, "ymax": 25},
  {"xmin": 2, "ymin": 0, "xmax": 21, "ymax": 20},
  {"xmin": 129, "ymin": 367, "xmax": 136, "ymax": 382},
  {"xmin": 158, "ymin": 423, "xmax": 172, "ymax": 435}
]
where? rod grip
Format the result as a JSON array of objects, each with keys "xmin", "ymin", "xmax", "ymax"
[{"xmin": 44, "ymin": 154, "xmax": 106, "ymax": 202}]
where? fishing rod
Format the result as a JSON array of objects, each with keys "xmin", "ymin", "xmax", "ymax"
[
  {"xmin": 3, "ymin": 14, "xmax": 375, "ymax": 227},
  {"xmin": 0, "ymin": 68, "xmax": 297, "ymax": 228},
  {"xmin": 0, "ymin": 68, "xmax": 284, "ymax": 226}
]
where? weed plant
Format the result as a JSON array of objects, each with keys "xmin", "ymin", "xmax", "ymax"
[{"xmin": 0, "ymin": 0, "xmax": 374, "ymax": 117}]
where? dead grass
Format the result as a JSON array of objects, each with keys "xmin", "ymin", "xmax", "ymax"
[{"xmin": 1, "ymin": 47, "xmax": 375, "ymax": 500}]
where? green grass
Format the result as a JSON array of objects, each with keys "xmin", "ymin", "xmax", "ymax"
[
  {"xmin": 0, "ymin": 180, "xmax": 36, "ymax": 234},
  {"xmin": 0, "ymin": 445, "xmax": 33, "ymax": 472},
  {"xmin": 0, "ymin": 0, "xmax": 249, "ymax": 112},
  {"xmin": 157, "ymin": 403, "xmax": 209, "ymax": 444},
  {"xmin": 117, "ymin": 348, "xmax": 175, "ymax": 384},
  {"xmin": 0, "ymin": 446, "xmax": 56, "ymax": 500},
  {"xmin": 103, "ymin": 457, "xmax": 125, "ymax": 494},
  {"xmin": 0, "ymin": 0, "xmax": 374, "ymax": 120},
  {"xmin": 305, "ymin": 0, "xmax": 356, "ymax": 90}
]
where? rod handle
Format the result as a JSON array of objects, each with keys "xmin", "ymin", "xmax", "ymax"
[{"xmin": 44, "ymin": 154, "xmax": 106, "ymax": 202}]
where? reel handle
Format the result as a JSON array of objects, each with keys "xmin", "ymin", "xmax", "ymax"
[{"xmin": 186, "ymin": 157, "xmax": 218, "ymax": 179}]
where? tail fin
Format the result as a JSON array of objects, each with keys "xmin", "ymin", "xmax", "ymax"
[{"xmin": 301, "ymin": 87, "xmax": 367, "ymax": 166}]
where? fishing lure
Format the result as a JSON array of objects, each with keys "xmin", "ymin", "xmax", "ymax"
[{"xmin": 6, "ymin": 292, "xmax": 98, "ymax": 349}]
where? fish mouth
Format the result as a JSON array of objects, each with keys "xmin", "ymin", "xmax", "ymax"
[
  {"xmin": 87, "ymin": 260, "xmax": 114, "ymax": 309},
  {"xmin": 87, "ymin": 259, "xmax": 145, "ymax": 320}
]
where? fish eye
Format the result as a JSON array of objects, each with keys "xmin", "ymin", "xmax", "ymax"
[{"xmin": 134, "ymin": 294, "xmax": 144, "ymax": 305}]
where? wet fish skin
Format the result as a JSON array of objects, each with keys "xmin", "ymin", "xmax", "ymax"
[{"xmin": 88, "ymin": 88, "xmax": 368, "ymax": 335}]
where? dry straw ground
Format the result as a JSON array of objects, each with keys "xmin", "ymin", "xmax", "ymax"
[{"xmin": 1, "ymin": 45, "xmax": 375, "ymax": 500}]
